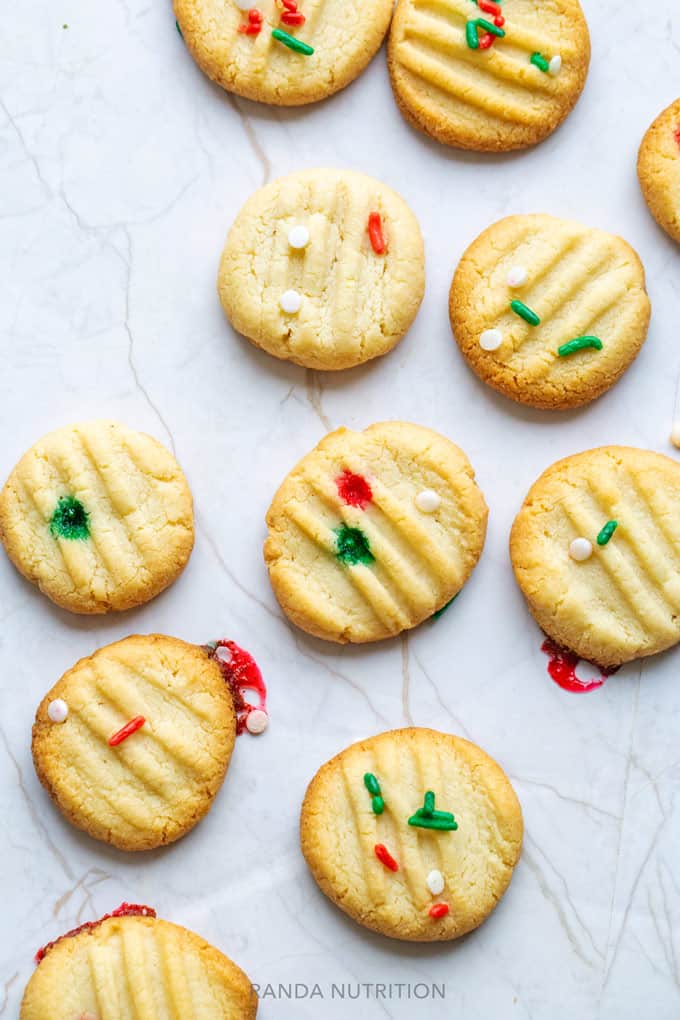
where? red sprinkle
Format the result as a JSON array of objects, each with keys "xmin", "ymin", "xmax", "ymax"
[
  {"xmin": 336, "ymin": 470, "xmax": 373, "ymax": 510},
  {"xmin": 211, "ymin": 640, "xmax": 268, "ymax": 735},
  {"xmin": 281, "ymin": 0, "xmax": 298, "ymax": 9},
  {"xmin": 374, "ymin": 844, "xmax": 399, "ymax": 872},
  {"xmin": 478, "ymin": 32, "xmax": 495, "ymax": 49},
  {"xmin": 541, "ymin": 638, "xmax": 618, "ymax": 694},
  {"xmin": 35, "ymin": 904, "xmax": 155, "ymax": 964},
  {"xmin": 281, "ymin": 10, "xmax": 306, "ymax": 24},
  {"xmin": 477, "ymin": 0, "xmax": 502, "ymax": 14},
  {"xmin": 494, "ymin": 15, "xmax": 505, "ymax": 27},
  {"xmin": 429, "ymin": 902, "xmax": 450, "ymax": 919},
  {"xmin": 367, "ymin": 212, "xmax": 387, "ymax": 255},
  {"xmin": 674, "ymin": 123, "xmax": 680, "ymax": 149},
  {"xmin": 239, "ymin": 8, "xmax": 263, "ymax": 33},
  {"xmin": 108, "ymin": 715, "xmax": 146, "ymax": 747}
]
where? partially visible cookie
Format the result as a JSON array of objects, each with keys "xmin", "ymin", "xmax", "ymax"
[
  {"xmin": 510, "ymin": 447, "xmax": 680, "ymax": 667},
  {"xmin": 0, "ymin": 421, "xmax": 194, "ymax": 614},
  {"xmin": 264, "ymin": 421, "xmax": 488, "ymax": 643},
  {"xmin": 301, "ymin": 728, "xmax": 523, "ymax": 941},
  {"xmin": 219, "ymin": 169, "xmax": 425, "ymax": 371},
  {"xmin": 388, "ymin": 0, "xmax": 590, "ymax": 151},
  {"xmin": 22, "ymin": 907, "xmax": 258, "ymax": 1020},
  {"xmin": 32, "ymin": 635, "xmax": 236, "ymax": 851},
  {"xmin": 638, "ymin": 98, "xmax": 680, "ymax": 245},
  {"xmin": 174, "ymin": 0, "xmax": 393, "ymax": 106},
  {"xmin": 449, "ymin": 215, "xmax": 651, "ymax": 410}
]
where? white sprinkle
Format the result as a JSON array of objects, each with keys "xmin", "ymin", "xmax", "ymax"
[
  {"xmin": 573, "ymin": 660, "xmax": 602, "ymax": 685},
  {"xmin": 548, "ymin": 54, "xmax": 562, "ymax": 76},
  {"xmin": 246, "ymin": 709, "xmax": 269, "ymax": 735},
  {"xmin": 215, "ymin": 645, "xmax": 233, "ymax": 664},
  {"xmin": 569, "ymin": 538, "xmax": 593, "ymax": 562},
  {"xmin": 671, "ymin": 422, "xmax": 680, "ymax": 449},
  {"xmin": 48, "ymin": 699, "xmax": 69, "ymax": 723},
  {"xmin": 234, "ymin": 0, "xmax": 256, "ymax": 9},
  {"xmin": 480, "ymin": 328, "xmax": 503, "ymax": 351},
  {"xmin": 415, "ymin": 489, "xmax": 441, "ymax": 513},
  {"xmin": 426, "ymin": 870, "xmax": 445, "ymax": 896},
  {"xmin": 506, "ymin": 265, "xmax": 528, "ymax": 288},
  {"xmin": 288, "ymin": 225, "xmax": 310, "ymax": 250},
  {"xmin": 280, "ymin": 289, "xmax": 302, "ymax": 314}
]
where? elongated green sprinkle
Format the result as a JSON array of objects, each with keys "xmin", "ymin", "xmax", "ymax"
[
  {"xmin": 271, "ymin": 28, "xmax": 314, "ymax": 55},
  {"xmin": 557, "ymin": 336, "xmax": 604, "ymax": 357},
  {"xmin": 597, "ymin": 520, "xmax": 618, "ymax": 546},
  {"xmin": 175, "ymin": 19, "xmax": 183, "ymax": 38},
  {"xmin": 364, "ymin": 773, "xmax": 381, "ymax": 796},
  {"xmin": 465, "ymin": 20, "xmax": 479, "ymax": 49},
  {"xmin": 432, "ymin": 595, "xmax": 458, "ymax": 620},
  {"xmin": 372, "ymin": 795, "xmax": 385, "ymax": 815},
  {"xmin": 423, "ymin": 791, "xmax": 435, "ymax": 817},
  {"xmin": 530, "ymin": 52, "xmax": 550, "ymax": 72},
  {"xmin": 510, "ymin": 299, "xmax": 541, "ymax": 326},
  {"xmin": 408, "ymin": 791, "xmax": 458, "ymax": 831},
  {"xmin": 476, "ymin": 17, "xmax": 505, "ymax": 37},
  {"xmin": 335, "ymin": 525, "xmax": 375, "ymax": 566},
  {"xmin": 49, "ymin": 496, "xmax": 90, "ymax": 541}
]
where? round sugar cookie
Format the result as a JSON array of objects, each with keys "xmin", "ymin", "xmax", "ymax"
[
  {"xmin": 218, "ymin": 169, "xmax": 425, "ymax": 371},
  {"xmin": 510, "ymin": 447, "xmax": 680, "ymax": 667},
  {"xmin": 264, "ymin": 421, "xmax": 488, "ymax": 643},
  {"xmin": 22, "ymin": 907, "xmax": 257, "ymax": 1020},
  {"xmin": 32, "ymin": 635, "xmax": 236, "ymax": 851},
  {"xmin": 301, "ymin": 728, "xmax": 523, "ymax": 941},
  {"xmin": 638, "ymin": 98, "xmax": 680, "ymax": 245},
  {"xmin": 0, "ymin": 421, "xmax": 194, "ymax": 614},
  {"xmin": 174, "ymin": 0, "xmax": 393, "ymax": 106},
  {"xmin": 449, "ymin": 215, "xmax": 651, "ymax": 410},
  {"xmin": 388, "ymin": 0, "xmax": 590, "ymax": 151}
]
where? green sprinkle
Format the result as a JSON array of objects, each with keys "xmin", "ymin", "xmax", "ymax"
[
  {"xmin": 476, "ymin": 17, "xmax": 505, "ymax": 37},
  {"xmin": 408, "ymin": 792, "xmax": 458, "ymax": 831},
  {"xmin": 510, "ymin": 299, "xmax": 541, "ymax": 326},
  {"xmin": 271, "ymin": 28, "xmax": 314, "ymax": 55},
  {"xmin": 465, "ymin": 20, "xmax": 480, "ymax": 49},
  {"xmin": 335, "ymin": 525, "xmax": 374, "ymax": 566},
  {"xmin": 49, "ymin": 496, "xmax": 90, "ymax": 541},
  {"xmin": 364, "ymin": 773, "xmax": 381, "ymax": 796},
  {"xmin": 175, "ymin": 19, "xmax": 183, "ymax": 39},
  {"xmin": 372, "ymin": 795, "xmax": 385, "ymax": 815},
  {"xmin": 557, "ymin": 335, "xmax": 604, "ymax": 357},
  {"xmin": 432, "ymin": 595, "xmax": 458, "ymax": 620},
  {"xmin": 596, "ymin": 520, "xmax": 618, "ymax": 546},
  {"xmin": 530, "ymin": 52, "xmax": 550, "ymax": 72}
]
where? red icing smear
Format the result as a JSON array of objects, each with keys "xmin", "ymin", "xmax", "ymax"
[
  {"xmin": 541, "ymin": 638, "xmax": 619, "ymax": 694},
  {"xmin": 35, "ymin": 904, "xmax": 155, "ymax": 964},
  {"xmin": 675, "ymin": 122, "xmax": 680, "ymax": 149},
  {"xmin": 336, "ymin": 470, "xmax": 373, "ymax": 509},
  {"xmin": 211, "ymin": 640, "xmax": 268, "ymax": 735}
]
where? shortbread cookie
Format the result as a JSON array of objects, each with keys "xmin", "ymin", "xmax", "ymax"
[
  {"xmin": 449, "ymin": 215, "xmax": 651, "ymax": 410},
  {"xmin": 264, "ymin": 422, "xmax": 487, "ymax": 642},
  {"xmin": 174, "ymin": 0, "xmax": 393, "ymax": 106},
  {"xmin": 22, "ymin": 906, "xmax": 258, "ymax": 1019},
  {"xmin": 218, "ymin": 169, "xmax": 425, "ymax": 371},
  {"xmin": 0, "ymin": 421, "xmax": 194, "ymax": 613},
  {"xmin": 301, "ymin": 728, "xmax": 523, "ymax": 941},
  {"xmin": 638, "ymin": 98, "xmax": 680, "ymax": 245},
  {"xmin": 32, "ymin": 635, "xmax": 236, "ymax": 851},
  {"xmin": 388, "ymin": 0, "xmax": 590, "ymax": 151},
  {"xmin": 510, "ymin": 447, "xmax": 680, "ymax": 667}
]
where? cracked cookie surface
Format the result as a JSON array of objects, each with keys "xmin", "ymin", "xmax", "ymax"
[
  {"xmin": 510, "ymin": 447, "xmax": 680, "ymax": 667},
  {"xmin": 218, "ymin": 169, "xmax": 425, "ymax": 371},
  {"xmin": 0, "ymin": 420, "xmax": 194, "ymax": 613},
  {"xmin": 32, "ymin": 634, "xmax": 236, "ymax": 851},
  {"xmin": 264, "ymin": 421, "xmax": 487, "ymax": 643},
  {"xmin": 301, "ymin": 727, "xmax": 523, "ymax": 941}
]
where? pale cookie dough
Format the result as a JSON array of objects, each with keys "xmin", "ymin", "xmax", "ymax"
[
  {"xmin": 388, "ymin": 0, "xmax": 590, "ymax": 151},
  {"xmin": 174, "ymin": 0, "xmax": 394, "ymax": 106},
  {"xmin": 510, "ymin": 447, "xmax": 680, "ymax": 667},
  {"xmin": 449, "ymin": 215, "xmax": 651, "ymax": 410},
  {"xmin": 0, "ymin": 421, "xmax": 194, "ymax": 613},
  {"xmin": 301, "ymin": 728, "xmax": 523, "ymax": 941},
  {"xmin": 32, "ymin": 635, "xmax": 236, "ymax": 851},
  {"xmin": 218, "ymin": 168, "xmax": 425, "ymax": 371},
  {"xmin": 21, "ymin": 911, "xmax": 258, "ymax": 1020},
  {"xmin": 638, "ymin": 98, "xmax": 680, "ymax": 245},
  {"xmin": 264, "ymin": 421, "xmax": 488, "ymax": 643}
]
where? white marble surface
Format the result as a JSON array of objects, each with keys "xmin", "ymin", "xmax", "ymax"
[{"xmin": 1, "ymin": 1, "xmax": 679, "ymax": 1016}]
